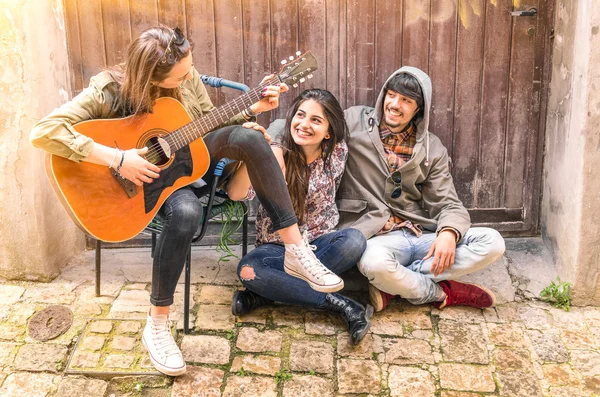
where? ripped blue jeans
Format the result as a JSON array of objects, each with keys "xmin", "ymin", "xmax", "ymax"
[{"xmin": 237, "ymin": 228, "xmax": 366, "ymax": 308}]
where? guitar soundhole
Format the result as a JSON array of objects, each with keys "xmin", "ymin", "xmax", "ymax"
[{"xmin": 144, "ymin": 137, "xmax": 171, "ymax": 167}]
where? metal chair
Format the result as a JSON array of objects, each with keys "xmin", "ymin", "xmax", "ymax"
[{"xmin": 94, "ymin": 76, "xmax": 251, "ymax": 334}]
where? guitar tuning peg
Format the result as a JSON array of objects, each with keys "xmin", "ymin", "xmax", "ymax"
[
  {"xmin": 293, "ymin": 83, "xmax": 298, "ymax": 88},
  {"xmin": 299, "ymin": 78, "xmax": 306, "ymax": 83},
  {"xmin": 281, "ymin": 59, "xmax": 287, "ymax": 65},
  {"xmin": 296, "ymin": 51, "xmax": 301, "ymax": 56},
  {"xmin": 289, "ymin": 55, "xmax": 294, "ymax": 61},
  {"xmin": 307, "ymin": 74, "xmax": 313, "ymax": 79}
]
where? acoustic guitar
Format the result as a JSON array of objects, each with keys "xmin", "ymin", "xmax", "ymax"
[{"xmin": 46, "ymin": 51, "xmax": 317, "ymax": 242}]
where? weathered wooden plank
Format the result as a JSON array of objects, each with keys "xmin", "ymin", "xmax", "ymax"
[
  {"xmin": 214, "ymin": 0, "xmax": 244, "ymax": 106},
  {"xmin": 504, "ymin": 0, "xmax": 538, "ymax": 208},
  {"xmin": 428, "ymin": 0, "xmax": 457, "ymax": 150},
  {"xmin": 64, "ymin": 0, "xmax": 84, "ymax": 94},
  {"xmin": 129, "ymin": 1, "xmax": 158, "ymax": 36},
  {"xmin": 374, "ymin": 0, "xmax": 402, "ymax": 96},
  {"xmin": 186, "ymin": 0, "xmax": 218, "ymax": 105},
  {"xmin": 298, "ymin": 0, "xmax": 327, "ymax": 93},
  {"xmin": 475, "ymin": 0, "xmax": 512, "ymax": 208},
  {"xmin": 325, "ymin": 0, "xmax": 341, "ymax": 104},
  {"xmin": 271, "ymin": 0, "xmax": 298, "ymax": 119},
  {"xmin": 101, "ymin": 0, "xmax": 131, "ymax": 67},
  {"xmin": 346, "ymin": 0, "xmax": 375, "ymax": 107},
  {"xmin": 451, "ymin": 0, "xmax": 485, "ymax": 208},
  {"xmin": 158, "ymin": 0, "xmax": 186, "ymax": 32},
  {"xmin": 77, "ymin": 0, "xmax": 107, "ymax": 84},
  {"xmin": 401, "ymin": 0, "xmax": 429, "ymax": 72}
]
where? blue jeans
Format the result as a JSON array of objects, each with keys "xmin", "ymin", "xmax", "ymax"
[
  {"xmin": 237, "ymin": 228, "xmax": 367, "ymax": 308},
  {"xmin": 150, "ymin": 125, "xmax": 298, "ymax": 306},
  {"xmin": 358, "ymin": 227, "xmax": 505, "ymax": 305}
]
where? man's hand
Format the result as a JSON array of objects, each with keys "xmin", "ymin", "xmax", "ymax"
[{"xmin": 424, "ymin": 230, "xmax": 457, "ymax": 276}]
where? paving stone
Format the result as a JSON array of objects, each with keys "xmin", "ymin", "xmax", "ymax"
[
  {"xmin": 388, "ymin": 365, "xmax": 436, "ymax": 397},
  {"xmin": 493, "ymin": 348, "xmax": 532, "ymax": 370},
  {"xmin": 583, "ymin": 376, "xmax": 600, "ymax": 393},
  {"xmin": 14, "ymin": 343, "xmax": 68, "ymax": 372},
  {"xmin": 116, "ymin": 321, "xmax": 141, "ymax": 334},
  {"xmin": 236, "ymin": 327, "xmax": 282, "ymax": 353},
  {"xmin": 305, "ymin": 311, "xmax": 338, "ymax": 335},
  {"xmin": 111, "ymin": 336, "xmax": 136, "ymax": 351},
  {"xmin": 433, "ymin": 306, "xmax": 485, "ymax": 324},
  {"xmin": 369, "ymin": 304, "xmax": 406, "ymax": 336},
  {"xmin": 441, "ymin": 392, "xmax": 496, "ymax": 397},
  {"xmin": 172, "ymin": 366, "xmax": 224, "ymax": 397},
  {"xmin": 8, "ymin": 303, "xmax": 37, "ymax": 324},
  {"xmin": 272, "ymin": 307, "xmax": 304, "ymax": 328},
  {"xmin": 410, "ymin": 329, "xmax": 434, "ymax": 341},
  {"xmin": 337, "ymin": 358, "xmax": 381, "ymax": 394},
  {"xmin": 496, "ymin": 370, "xmax": 542, "ymax": 397},
  {"xmin": 527, "ymin": 331, "xmax": 569, "ymax": 363},
  {"xmin": 289, "ymin": 340, "xmax": 334, "ymax": 374},
  {"xmin": 236, "ymin": 306, "xmax": 269, "ymax": 325},
  {"xmin": 103, "ymin": 354, "xmax": 134, "ymax": 369},
  {"xmin": 487, "ymin": 323, "xmax": 527, "ymax": 348},
  {"xmin": 560, "ymin": 329, "xmax": 596, "ymax": 350},
  {"xmin": 230, "ymin": 354, "xmax": 281, "ymax": 375},
  {"xmin": 550, "ymin": 308, "xmax": 586, "ymax": 330},
  {"xmin": 283, "ymin": 374, "xmax": 334, "ymax": 397},
  {"xmin": 108, "ymin": 289, "xmax": 150, "ymax": 317},
  {"xmin": 199, "ymin": 285, "xmax": 235, "ymax": 305},
  {"xmin": 439, "ymin": 321, "xmax": 489, "ymax": 364},
  {"xmin": 583, "ymin": 308, "xmax": 600, "ymax": 328},
  {"xmin": 89, "ymin": 320, "xmax": 113, "ymax": 334},
  {"xmin": 70, "ymin": 351, "xmax": 101, "ymax": 368},
  {"xmin": 196, "ymin": 304, "xmax": 235, "ymax": 331},
  {"xmin": 337, "ymin": 334, "xmax": 384, "ymax": 359},
  {"xmin": 0, "ymin": 306, "xmax": 9, "ymax": 322},
  {"xmin": 542, "ymin": 364, "xmax": 581, "ymax": 387},
  {"xmin": 519, "ymin": 306, "xmax": 552, "ymax": 330},
  {"xmin": 0, "ymin": 285, "xmax": 25, "ymax": 305},
  {"xmin": 438, "ymin": 363, "xmax": 495, "ymax": 392},
  {"xmin": 395, "ymin": 301, "xmax": 432, "ymax": 329},
  {"xmin": 570, "ymin": 350, "xmax": 600, "ymax": 377},
  {"xmin": 181, "ymin": 335, "xmax": 230, "ymax": 365},
  {"xmin": 482, "ymin": 307, "xmax": 501, "ymax": 323},
  {"xmin": 55, "ymin": 377, "xmax": 108, "ymax": 397},
  {"xmin": 74, "ymin": 302, "xmax": 103, "ymax": 316},
  {"xmin": 0, "ymin": 372, "xmax": 60, "ymax": 397},
  {"xmin": 0, "ymin": 323, "xmax": 25, "ymax": 340},
  {"xmin": 495, "ymin": 303, "xmax": 519, "ymax": 323},
  {"xmin": 549, "ymin": 386, "xmax": 590, "ymax": 397},
  {"xmin": 222, "ymin": 375, "xmax": 277, "ymax": 397},
  {"xmin": 23, "ymin": 286, "xmax": 76, "ymax": 305},
  {"xmin": 383, "ymin": 338, "xmax": 434, "ymax": 364},
  {"xmin": 80, "ymin": 336, "xmax": 105, "ymax": 351},
  {"xmin": 0, "ymin": 342, "xmax": 19, "ymax": 367}
]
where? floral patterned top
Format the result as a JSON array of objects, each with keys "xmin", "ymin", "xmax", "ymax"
[{"xmin": 246, "ymin": 141, "xmax": 348, "ymax": 246}]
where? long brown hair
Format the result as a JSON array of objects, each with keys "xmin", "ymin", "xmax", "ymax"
[
  {"xmin": 281, "ymin": 89, "xmax": 348, "ymax": 224},
  {"xmin": 108, "ymin": 26, "xmax": 191, "ymax": 116}
]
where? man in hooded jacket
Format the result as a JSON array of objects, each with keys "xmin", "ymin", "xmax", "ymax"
[{"xmin": 336, "ymin": 66, "xmax": 505, "ymax": 311}]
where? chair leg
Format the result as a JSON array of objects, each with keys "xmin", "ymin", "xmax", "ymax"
[
  {"xmin": 95, "ymin": 239, "xmax": 101, "ymax": 297},
  {"xmin": 151, "ymin": 232, "xmax": 157, "ymax": 258},
  {"xmin": 242, "ymin": 202, "xmax": 248, "ymax": 256},
  {"xmin": 184, "ymin": 245, "xmax": 191, "ymax": 334}
]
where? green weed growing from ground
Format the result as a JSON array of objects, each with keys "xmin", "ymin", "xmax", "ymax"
[{"xmin": 540, "ymin": 277, "xmax": 573, "ymax": 311}]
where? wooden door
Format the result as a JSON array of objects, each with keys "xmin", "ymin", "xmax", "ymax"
[{"xmin": 63, "ymin": 0, "xmax": 554, "ymax": 236}]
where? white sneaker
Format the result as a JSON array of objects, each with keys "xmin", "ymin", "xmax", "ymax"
[
  {"xmin": 284, "ymin": 232, "xmax": 344, "ymax": 293},
  {"xmin": 142, "ymin": 313, "xmax": 186, "ymax": 376}
]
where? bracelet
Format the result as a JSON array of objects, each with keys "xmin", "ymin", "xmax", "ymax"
[
  {"xmin": 241, "ymin": 109, "xmax": 251, "ymax": 121},
  {"xmin": 245, "ymin": 107, "xmax": 261, "ymax": 118},
  {"xmin": 115, "ymin": 150, "xmax": 125, "ymax": 178},
  {"xmin": 108, "ymin": 149, "xmax": 119, "ymax": 169}
]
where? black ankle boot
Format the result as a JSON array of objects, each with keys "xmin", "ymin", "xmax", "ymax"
[
  {"xmin": 324, "ymin": 293, "xmax": 374, "ymax": 344},
  {"xmin": 231, "ymin": 289, "xmax": 273, "ymax": 316}
]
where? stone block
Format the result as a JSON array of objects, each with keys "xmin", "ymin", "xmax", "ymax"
[
  {"xmin": 14, "ymin": 343, "xmax": 68, "ymax": 372},
  {"xmin": 55, "ymin": 377, "xmax": 108, "ymax": 397},
  {"xmin": 172, "ymin": 366, "xmax": 224, "ymax": 397},
  {"xmin": 496, "ymin": 370, "xmax": 542, "ymax": 397},
  {"xmin": 230, "ymin": 354, "xmax": 281, "ymax": 375},
  {"xmin": 0, "ymin": 372, "xmax": 60, "ymax": 397},
  {"xmin": 337, "ymin": 358, "xmax": 381, "ymax": 394},
  {"xmin": 439, "ymin": 321, "xmax": 489, "ymax": 364},
  {"xmin": 289, "ymin": 340, "xmax": 333, "ymax": 374},
  {"xmin": 222, "ymin": 376, "xmax": 277, "ymax": 397},
  {"xmin": 283, "ymin": 375, "xmax": 334, "ymax": 397},
  {"xmin": 196, "ymin": 304, "xmax": 235, "ymax": 331},
  {"xmin": 181, "ymin": 335, "xmax": 230, "ymax": 365},
  {"xmin": 438, "ymin": 363, "xmax": 495, "ymax": 392},
  {"xmin": 383, "ymin": 338, "xmax": 434, "ymax": 364},
  {"xmin": 387, "ymin": 366, "xmax": 435, "ymax": 397},
  {"xmin": 236, "ymin": 327, "xmax": 282, "ymax": 353}
]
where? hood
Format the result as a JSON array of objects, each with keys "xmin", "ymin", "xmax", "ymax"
[{"xmin": 371, "ymin": 66, "xmax": 433, "ymax": 165}]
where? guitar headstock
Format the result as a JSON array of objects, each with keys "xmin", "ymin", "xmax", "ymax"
[{"xmin": 277, "ymin": 51, "xmax": 318, "ymax": 88}]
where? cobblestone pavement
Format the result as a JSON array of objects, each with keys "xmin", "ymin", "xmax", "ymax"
[{"xmin": 0, "ymin": 246, "xmax": 599, "ymax": 396}]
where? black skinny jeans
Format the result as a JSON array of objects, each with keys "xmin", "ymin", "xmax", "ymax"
[{"xmin": 150, "ymin": 125, "xmax": 298, "ymax": 306}]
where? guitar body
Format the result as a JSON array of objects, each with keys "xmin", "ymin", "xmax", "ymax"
[{"xmin": 46, "ymin": 97, "xmax": 210, "ymax": 242}]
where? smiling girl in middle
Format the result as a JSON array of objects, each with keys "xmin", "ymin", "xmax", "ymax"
[{"xmin": 227, "ymin": 89, "xmax": 372, "ymax": 344}]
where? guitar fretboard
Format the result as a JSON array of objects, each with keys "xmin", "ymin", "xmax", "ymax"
[{"xmin": 164, "ymin": 75, "xmax": 281, "ymax": 152}]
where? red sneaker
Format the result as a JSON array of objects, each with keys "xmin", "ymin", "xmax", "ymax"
[
  {"xmin": 434, "ymin": 280, "xmax": 496, "ymax": 309},
  {"xmin": 369, "ymin": 284, "xmax": 395, "ymax": 312}
]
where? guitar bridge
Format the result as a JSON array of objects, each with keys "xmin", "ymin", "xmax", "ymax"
[{"xmin": 111, "ymin": 170, "xmax": 138, "ymax": 198}]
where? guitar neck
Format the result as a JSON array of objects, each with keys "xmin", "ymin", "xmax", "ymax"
[{"xmin": 165, "ymin": 75, "xmax": 281, "ymax": 152}]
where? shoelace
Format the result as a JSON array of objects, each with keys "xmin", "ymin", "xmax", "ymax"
[
  {"xmin": 150, "ymin": 319, "xmax": 181, "ymax": 358},
  {"xmin": 292, "ymin": 243, "xmax": 332, "ymax": 279}
]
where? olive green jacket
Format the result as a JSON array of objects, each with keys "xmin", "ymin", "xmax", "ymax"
[{"xmin": 30, "ymin": 68, "xmax": 246, "ymax": 161}]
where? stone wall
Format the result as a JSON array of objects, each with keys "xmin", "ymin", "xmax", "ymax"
[
  {"xmin": 542, "ymin": 0, "xmax": 600, "ymax": 304},
  {"xmin": 0, "ymin": 0, "xmax": 85, "ymax": 281}
]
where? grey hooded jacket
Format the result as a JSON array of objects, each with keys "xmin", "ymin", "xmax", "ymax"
[{"xmin": 337, "ymin": 66, "xmax": 470, "ymax": 239}]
